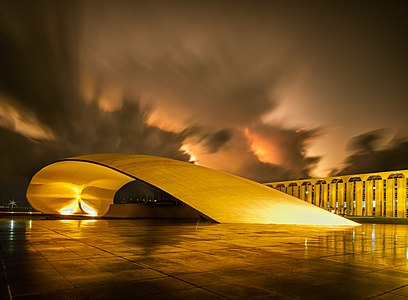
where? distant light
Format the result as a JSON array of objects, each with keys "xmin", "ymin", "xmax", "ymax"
[{"xmin": 9, "ymin": 199, "xmax": 17, "ymax": 210}]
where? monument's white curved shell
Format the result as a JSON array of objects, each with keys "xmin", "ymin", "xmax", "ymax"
[{"xmin": 27, "ymin": 154, "xmax": 357, "ymax": 225}]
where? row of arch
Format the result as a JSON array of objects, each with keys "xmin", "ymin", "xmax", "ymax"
[{"xmin": 265, "ymin": 170, "xmax": 408, "ymax": 218}]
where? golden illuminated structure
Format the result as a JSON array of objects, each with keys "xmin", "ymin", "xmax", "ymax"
[
  {"xmin": 27, "ymin": 154, "xmax": 357, "ymax": 225},
  {"xmin": 265, "ymin": 170, "xmax": 408, "ymax": 218}
]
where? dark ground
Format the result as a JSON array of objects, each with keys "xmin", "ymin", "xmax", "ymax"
[{"xmin": 1, "ymin": 217, "xmax": 408, "ymax": 299}]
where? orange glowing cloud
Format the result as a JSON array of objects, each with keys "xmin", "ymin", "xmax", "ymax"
[
  {"xmin": 98, "ymin": 85, "xmax": 123, "ymax": 112},
  {"xmin": 146, "ymin": 106, "xmax": 186, "ymax": 133},
  {"xmin": 143, "ymin": 91, "xmax": 192, "ymax": 134},
  {"xmin": 81, "ymin": 72, "xmax": 123, "ymax": 112},
  {"xmin": 180, "ymin": 144, "xmax": 198, "ymax": 164},
  {"xmin": 0, "ymin": 96, "xmax": 54, "ymax": 140},
  {"xmin": 244, "ymin": 128, "xmax": 281, "ymax": 165}
]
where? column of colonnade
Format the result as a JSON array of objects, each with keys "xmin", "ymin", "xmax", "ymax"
[
  {"xmin": 365, "ymin": 180, "xmax": 373, "ymax": 216},
  {"xmin": 266, "ymin": 170, "xmax": 408, "ymax": 219},
  {"xmin": 397, "ymin": 177, "xmax": 406, "ymax": 218}
]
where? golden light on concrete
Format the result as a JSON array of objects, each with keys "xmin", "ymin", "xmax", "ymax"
[
  {"xmin": 266, "ymin": 170, "xmax": 408, "ymax": 219},
  {"xmin": 27, "ymin": 160, "xmax": 134, "ymax": 217},
  {"xmin": 27, "ymin": 154, "xmax": 358, "ymax": 225}
]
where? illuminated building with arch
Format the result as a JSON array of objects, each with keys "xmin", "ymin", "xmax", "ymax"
[
  {"xmin": 27, "ymin": 154, "xmax": 356, "ymax": 226},
  {"xmin": 265, "ymin": 170, "xmax": 408, "ymax": 218}
]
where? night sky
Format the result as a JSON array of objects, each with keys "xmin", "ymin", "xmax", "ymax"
[{"xmin": 0, "ymin": 0, "xmax": 407, "ymax": 203}]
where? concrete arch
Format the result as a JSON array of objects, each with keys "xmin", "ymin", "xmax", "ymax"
[
  {"xmin": 388, "ymin": 173, "xmax": 405, "ymax": 179},
  {"xmin": 27, "ymin": 154, "xmax": 357, "ymax": 225}
]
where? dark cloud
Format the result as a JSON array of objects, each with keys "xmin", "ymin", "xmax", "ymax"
[
  {"xmin": 0, "ymin": 99, "xmax": 192, "ymax": 195},
  {"xmin": 0, "ymin": 2, "xmax": 191, "ymax": 203},
  {"xmin": 0, "ymin": 1, "xmax": 81, "ymax": 131},
  {"xmin": 346, "ymin": 129, "xmax": 390, "ymax": 154},
  {"xmin": 64, "ymin": 100, "xmax": 188, "ymax": 159},
  {"xmin": 182, "ymin": 127, "xmax": 233, "ymax": 154},
  {"xmin": 238, "ymin": 158, "xmax": 293, "ymax": 183},
  {"xmin": 203, "ymin": 129, "xmax": 232, "ymax": 154},
  {"xmin": 335, "ymin": 130, "xmax": 408, "ymax": 176},
  {"xmin": 0, "ymin": 126, "xmax": 59, "ymax": 206},
  {"xmin": 248, "ymin": 122, "xmax": 323, "ymax": 173},
  {"xmin": 80, "ymin": 1, "xmax": 289, "ymax": 129},
  {"xmin": 240, "ymin": 151, "xmax": 320, "ymax": 183},
  {"xmin": 75, "ymin": 0, "xmax": 322, "ymax": 183},
  {"xmin": 195, "ymin": 126, "xmax": 320, "ymax": 183}
]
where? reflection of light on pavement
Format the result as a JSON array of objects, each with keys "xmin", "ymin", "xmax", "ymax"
[
  {"xmin": 83, "ymin": 219, "xmax": 96, "ymax": 224},
  {"xmin": 371, "ymin": 225, "xmax": 375, "ymax": 252},
  {"xmin": 77, "ymin": 219, "xmax": 97, "ymax": 228},
  {"xmin": 304, "ymin": 238, "xmax": 308, "ymax": 256},
  {"xmin": 60, "ymin": 220, "xmax": 74, "ymax": 224},
  {"xmin": 261, "ymin": 205, "xmax": 356, "ymax": 225}
]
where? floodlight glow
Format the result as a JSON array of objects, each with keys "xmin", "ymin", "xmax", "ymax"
[
  {"xmin": 60, "ymin": 208, "xmax": 74, "ymax": 215},
  {"xmin": 80, "ymin": 202, "xmax": 97, "ymax": 216}
]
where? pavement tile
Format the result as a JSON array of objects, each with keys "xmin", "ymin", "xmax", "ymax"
[
  {"xmin": 391, "ymin": 285, "xmax": 408, "ymax": 297},
  {"xmin": 371, "ymin": 293, "xmax": 408, "ymax": 299},
  {"xmin": 115, "ymin": 267, "xmax": 168, "ymax": 281},
  {"xmin": 143, "ymin": 287, "xmax": 228, "ymax": 300},
  {"xmin": 132, "ymin": 276, "xmax": 196, "ymax": 296},
  {"xmin": 204, "ymin": 282, "xmax": 274, "ymax": 299}
]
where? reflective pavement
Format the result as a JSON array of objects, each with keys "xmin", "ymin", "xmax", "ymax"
[{"xmin": 0, "ymin": 218, "xmax": 407, "ymax": 299}]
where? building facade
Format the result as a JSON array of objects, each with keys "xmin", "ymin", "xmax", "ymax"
[{"xmin": 265, "ymin": 170, "xmax": 408, "ymax": 218}]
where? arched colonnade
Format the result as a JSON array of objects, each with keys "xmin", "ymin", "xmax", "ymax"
[{"xmin": 265, "ymin": 170, "xmax": 408, "ymax": 218}]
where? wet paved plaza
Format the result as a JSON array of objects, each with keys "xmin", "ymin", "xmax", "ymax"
[{"xmin": 0, "ymin": 218, "xmax": 408, "ymax": 299}]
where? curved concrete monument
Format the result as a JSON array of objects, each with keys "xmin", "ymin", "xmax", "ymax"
[{"xmin": 27, "ymin": 154, "xmax": 357, "ymax": 225}]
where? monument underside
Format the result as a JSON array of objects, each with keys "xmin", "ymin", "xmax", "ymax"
[{"xmin": 27, "ymin": 154, "xmax": 358, "ymax": 225}]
